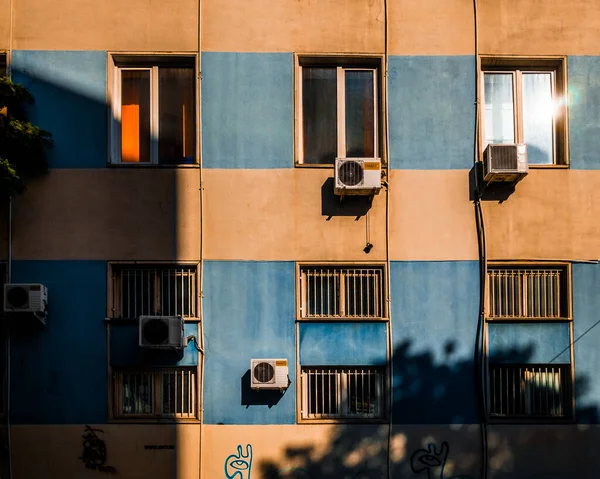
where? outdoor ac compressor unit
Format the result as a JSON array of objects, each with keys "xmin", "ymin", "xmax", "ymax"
[
  {"xmin": 250, "ymin": 358, "xmax": 289, "ymax": 391},
  {"xmin": 483, "ymin": 144, "xmax": 528, "ymax": 185},
  {"xmin": 139, "ymin": 316, "xmax": 185, "ymax": 350},
  {"xmin": 4, "ymin": 283, "xmax": 48, "ymax": 314},
  {"xmin": 334, "ymin": 158, "xmax": 382, "ymax": 195}
]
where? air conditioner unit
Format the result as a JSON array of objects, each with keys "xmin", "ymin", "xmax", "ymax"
[
  {"xmin": 4, "ymin": 284, "xmax": 48, "ymax": 315},
  {"xmin": 334, "ymin": 158, "xmax": 382, "ymax": 196},
  {"xmin": 250, "ymin": 358, "xmax": 289, "ymax": 391},
  {"xmin": 139, "ymin": 316, "xmax": 185, "ymax": 350},
  {"xmin": 483, "ymin": 144, "xmax": 528, "ymax": 185}
]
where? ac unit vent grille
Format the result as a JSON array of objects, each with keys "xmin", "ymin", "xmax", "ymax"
[
  {"xmin": 142, "ymin": 318, "xmax": 170, "ymax": 345},
  {"xmin": 6, "ymin": 286, "xmax": 29, "ymax": 309},
  {"xmin": 338, "ymin": 160, "xmax": 364, "ymax": 186},
  {"xmin": 253, "ymin": 362, "xmax": 275, "ymax": 383},
  {"xmin": 491, "ymin": 145, "xmax": 519, "ymax": 170}
]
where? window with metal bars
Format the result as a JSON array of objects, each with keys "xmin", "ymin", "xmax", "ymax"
[
  {"xmin": 299, "ymin": 265, "xmax": 385, "ymax": 319},
  {"xmin": 487, "ymin": 265, "xmax": 569, "ymax": 319},
  {"xmin": 114, "ymin": 368, "xmax": 197, "ymax": 419},
  {"xmin": 110, "ymin": 265, "xmax": 197, "ymax": 319},
  {"xmin": 489, "ymin": 363, "xmax": 572, "ymax": 419},
  {"xmin": 301, "ymin": 367, "xmax": 384, "ymax": 420}
]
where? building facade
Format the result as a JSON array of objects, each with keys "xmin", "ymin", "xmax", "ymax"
[{"xmin": 1, "ymin": 1, "xmax": 600, "ymax": 478}]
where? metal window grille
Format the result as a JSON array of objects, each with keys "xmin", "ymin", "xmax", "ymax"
[
  {"xmin": 489, "ymin": 363, "xmax": 572, "ymax": 418},
  {"xmin": 112, "ymin": 266, "xmax": 197, "ymax": 318},
  {"xmin": 488, "ymin": 267, "xmax": 568, "ymax": 319},
  {"xmin": 160, "ymin": 369, "xmax": 196, "ymax": 418},
  {"xmin": 301, "ymin": 367, "xmax": 384, "ymax": 419},
  {"xmin": 300, "ymin": 266, "xmax": 385, "ymax": 318},
  {"xmin": 116, "ymin": 368, "xmax": 197, "ymax": 418}
]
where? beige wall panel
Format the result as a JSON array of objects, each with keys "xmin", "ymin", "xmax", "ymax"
[
  {"xmin": 203, "ymin": 169, "xmax": 386, "ymax": 261},
  {"xmin": 389, "ymin": 0, "xmax": 475, "ymax": 55},
  {"xmin": 202, "ymin": 0, "xmax": 384, "ymax": 53},
  {"xmin": 204, "ymin": 424, "xmax": 482, "ymax": 478},
  {"xmin": 478, "ymin": 0, "xmax": 600, "ymax": 55},
  {"xmin": 483, "ymin": 170, "xmax": 600, "ymax": 260},
  {"xmin": 12, "ymin": 169, "xmax": 200, "ymax": 261},
  {"xmin": 11, "ymin": 424, "xmax": 199, "ymax": 479},
  {"xmin": 12, "ymin": 0, "xmax": 198, "ymax": 51},
  {"xmin": 0, "ymin": 0, "xmax": 10, "ymax": 50},
  {"xmin": 389, "ymin": 170, "xmax": 479, "ymax": 261}
]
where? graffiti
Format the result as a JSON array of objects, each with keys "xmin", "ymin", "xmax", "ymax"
[
  {"xmin": 79, "ymin": 425, "xmax": 116, "ymax": 474},
  {"xmin": 225, "ymin": 444, "xmax": 253, "ymax": 479},
  {"xmin": 411, "ymin": 441, "xmax": 472, "ymax": 479}
]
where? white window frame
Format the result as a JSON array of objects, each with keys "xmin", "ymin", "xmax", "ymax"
[
  {"xmin": 479, "ymin": 56, "xmax": 568, "ymax": 167},
  {"xmin": 296, "ymin": 57, "xmax": 381, "ymax": 166},
  {"xmin": 300, "ymin": 366, "xmax": 384, "ymax": 421},
  {"xmin": 109, "ymin": 55, "xmax": 197, "ymax": 165},
  {"xmin": 112, "ymin": 367, "xmax": 198, "ymax": 420}
]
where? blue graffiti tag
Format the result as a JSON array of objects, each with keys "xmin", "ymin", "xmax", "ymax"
[
  {"xmin": 411, "ymin": 441, "xmax": 473, "ymax": 479},
  {"xmin": 224, "ymin": 444, "xmax": 253, "ymax": 479}
]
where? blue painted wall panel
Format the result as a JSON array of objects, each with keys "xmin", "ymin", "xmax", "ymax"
[
  {"xmin": 12, "ymin": 51, "xmax": 107, "ymax": 169},
  {"xmin": 299, "ymin": 322, "xmax": 387, "ymax": 366},
  {"xmin": 488, "ymin": 322, "xmax": 570, "ymax": 364},
  {"xmin": 10, "ymin": 261, "xmax": 107, "ymax": 424},
  {"xmin": 388, "ymin": 56, "xmax": 476, "ymax": 170},
  {"xmin": 203, "ymin": 261, "xmax": 296, "ymax": 424},
  {"xmin": 390, "ymin": 261, "xmax": 479, "ymax": 424},
  {"xmin": 110, "ymin": 322, "xmax": 199, "ymax": 366},
  {"xmin": 202, "ymin": 52, "xmax": 294, "ymax": 169},
  {"xmin": 573, "ymin": 263, "xmax": 600, "ymax": 423},
  {"xmin": 568, "ymin": 56, "xmax": 600, "ymax": 169}
]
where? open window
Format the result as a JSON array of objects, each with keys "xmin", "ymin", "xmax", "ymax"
[
  {"xmin": 481, "ymin": 57, "xmax": 568, "ymax": 166},
  {"xmin": 110, "ymin": 55, "xmax": 197, "ymax": 165}
]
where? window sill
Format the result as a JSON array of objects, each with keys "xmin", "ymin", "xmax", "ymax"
[
  {"xmin": 488, "ymin": 416, "xmax": 574, "ymax": 425},
  {"xmin": 296, "ymin": 316, "xmax": 388, "ymax": 322},
  {"xmin": 528, "ymin": 164, "xmax": 569, "ymax": 169},
  {"xmin": 106, "ymin": 163, "xmax": 200, "ymax": 169},
  {"xmin": 485, "ymin": 316, "xmax": 572, "ymax": 321},
  {"xmin": 109, "ymin": 417, "xmax": 201, "ymax": 424},
  {"xmin": 294, "ymin": 163, "xmax": 334, "ymax": 169},
  {"xmin": 105, "ymin": 317, "xmax": 202, "ymax": 323},
  {"xmin": 298, "ymin": 417, "xmax": 387, "ymax": 425}
]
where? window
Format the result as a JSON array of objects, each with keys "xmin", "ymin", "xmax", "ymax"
[
  {"xmin": 298, "ymin": 265, "xmax": 386, "ymax": 319},
  {"xmin": 0, "ymin": 53, "xmax": 6, "ymax": 77},
  {"xmin": 488, "ymin": 265, "xmax": 570, "ymax": 319},
  {"xmin": 300, "ymin": 367, "xmax": 384, "ymax": 420},
  {"xmin": 487, "ymin": 264, "xmax": 573, "ymax": 420},
  {"xmin": 481, "ymin": 57, "xmax": 567, "ymax": 166},
  {"xmin": 110, "ymin": 264, "xmax": 198, "ymax": 319},
  {"xmin": 297, "ymin": 57, "xmax": 380, "ymax": 165},
  {"xmin": 111, "ymin": 56, "xmax": 196, "ymax": 165},
  {"xmin": 113, "ymin": 368, "xmax": 197, "ymax": 419}
]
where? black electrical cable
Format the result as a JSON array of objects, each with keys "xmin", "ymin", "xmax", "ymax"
[
  {"xmin": 187, "ymin": 335, "xmax": 204, "ymax": 354},
  {"xmin": 474, "ymin": 198, "xmax": 489, "ymax": 479}
]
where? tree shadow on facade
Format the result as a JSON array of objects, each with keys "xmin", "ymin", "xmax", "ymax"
[{"xmin": 258, "ymin": 339, "xmax": 596, "ymax": 479}]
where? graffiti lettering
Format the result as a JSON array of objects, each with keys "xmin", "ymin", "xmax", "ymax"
[
  {"xmin": 224, "ymin": 444, "xmax": 253, "ymax": 479},
  {"xmin": 411, "ymin": 441, "xmax": 472, "ymax": 479},
  {"xmin": 79, "ymin": 425, "xmax": 116, "ymax": 474}
]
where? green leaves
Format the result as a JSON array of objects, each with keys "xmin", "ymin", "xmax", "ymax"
[{"xmin": 0, "ymin": 76, "xmax": 51, "ymax": 199}]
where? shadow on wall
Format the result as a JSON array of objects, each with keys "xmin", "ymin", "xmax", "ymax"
[{"xmin": 257, "ymin": 339, "xmax": 597, "ymax": 479}]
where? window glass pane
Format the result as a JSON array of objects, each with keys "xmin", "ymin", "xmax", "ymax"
[
  {"xmin": 122, "ymin": 372, "xmax": 153, "ymax": 415},
  {"xmin": 302, "ymin": 67, "xmax": 337, "ymax": 164},
  {"xmin": 121, "ymin": 70, "xmax": 151, "ymax": 163},
  {"xmin": 522, "ymin": 73, "xmax": 554, "ymax": 165},
  {"xmin": 484, "ymin": 73, "xmax": 515, "ymax": 147},
  {"xmin": 160, "ymin": 269, "xmax": 193, "ymax": 317},
  {"xmin": 159, "ymin": 68, "xmax": 196, "ymax": 165},
  {"xmin": 345, "ymin": 70, "xmax": 375, "ymax": 158}
]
